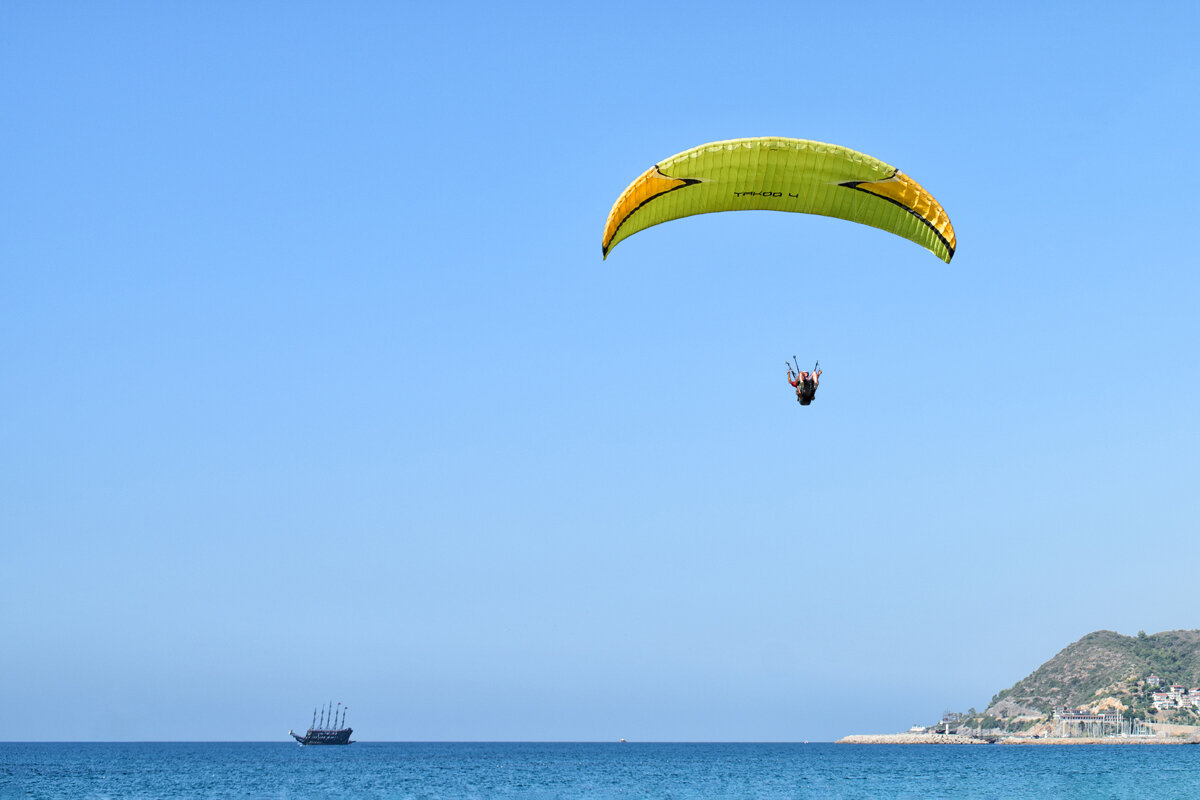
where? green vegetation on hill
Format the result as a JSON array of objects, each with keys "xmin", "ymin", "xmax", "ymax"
[{"xmin": 958, "ymin": 630, "xmax": 1200, "ymax": 731}]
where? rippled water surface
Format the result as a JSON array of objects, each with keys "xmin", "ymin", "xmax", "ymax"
[{"xmin": 4, "ymin": 742, "xmax": 1200, "ymax": 799}]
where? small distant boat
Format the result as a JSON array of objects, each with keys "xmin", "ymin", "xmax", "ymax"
[
  {"xmin": 619, "ymin": 738, "xmax": 627, "ymax": 743},
  {"xmin": 290, "ymin": 701, "xmax": 354, "ymax": 746}
]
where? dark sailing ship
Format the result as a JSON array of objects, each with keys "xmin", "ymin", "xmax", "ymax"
[{"xmin": 290, "ymin": 701, "xmax": 354, "ymax": 745}]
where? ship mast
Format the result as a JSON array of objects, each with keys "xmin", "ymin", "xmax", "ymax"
[
  {"xmin": 335, "ymin": 702, "xmax": 341, "ymax": 729},
  {"xmin": 341, "ymin": 705, "xmax": 348, "ymax": 729},
  {"xmin": 312, "ymin": 707, "xmax": 318, "ymax": 730},
  {"xmin": 319, "ymin": 703, "xmax": 326, "ymax": 729}
]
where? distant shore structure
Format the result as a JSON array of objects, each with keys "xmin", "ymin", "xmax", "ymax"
[
  {"xmin": 837, "ymin": 732, "xmax": 1199, "ymax": 745},
  {"xmin": 290, "ymin": 701, "xmax": 354, "ymax": 745}
]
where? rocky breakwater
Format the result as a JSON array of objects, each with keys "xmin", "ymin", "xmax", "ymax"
[{"xmin": 836, "ymin": 733, "xmax": 988, "ymax": 744}]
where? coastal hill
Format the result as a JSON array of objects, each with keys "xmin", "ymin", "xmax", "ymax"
[
  {"xmin": 966, "ymin": 629, "xmax": 1200, "ymax": 730},
  {"xmin": 839, "ymin": 629, "xmax": 1200, "ymax": 743}
]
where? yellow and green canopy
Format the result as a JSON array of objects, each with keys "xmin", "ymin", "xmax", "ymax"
[{"xmin": 603, "ymin": 137, "xmax": 956, "ymax": 263}]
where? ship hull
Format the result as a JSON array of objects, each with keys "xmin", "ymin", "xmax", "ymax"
[{"xmin": 290, "ymin": 728, "xmax": 353, "ymax": 745}]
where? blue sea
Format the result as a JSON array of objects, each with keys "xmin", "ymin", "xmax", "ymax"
[{"xmin": 3, "ymin": 742, "xmax": 1199, "ymax": 799}]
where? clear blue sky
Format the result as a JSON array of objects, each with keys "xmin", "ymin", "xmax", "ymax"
[{"xmin": 2, "ymin": 1, "xmax": 1198, "ymax": 742}]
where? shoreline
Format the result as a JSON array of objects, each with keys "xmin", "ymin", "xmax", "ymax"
[{"xmin": 837, "ymin": 733, "xmax": 1199, "ymax": 745}]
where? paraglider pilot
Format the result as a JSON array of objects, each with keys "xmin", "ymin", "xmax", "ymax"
[{"xmin": 787, "ymin": 358, "xmax": 821, "ymax": 406}]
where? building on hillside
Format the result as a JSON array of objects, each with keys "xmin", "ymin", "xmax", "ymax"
[
  {"xmin": 1150, "ymin": 686, "xmax": 1200, "ymax": 710},
  {"xmin": 1152, "ymin": 690, "xmax": 1188, "ymax": 709},
  {"xmin": 1146, "ymin": 674, "xmax": 1162, "ymax": 687}
]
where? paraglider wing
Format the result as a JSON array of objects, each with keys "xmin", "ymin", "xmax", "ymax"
[{"xmin": 602, "ymin": 137, "xmax": 956, "ymax": 263}]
